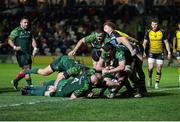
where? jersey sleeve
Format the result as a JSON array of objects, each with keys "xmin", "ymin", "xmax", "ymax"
[
  {"xmin": 9, "ymin": 29, "xmax": 18, "ymax": 41},
  {"xmin": 84, "ymin": 33, "xmax": 96, "ymax": 43},
  {"xmin": 111, "ymin": 30, "xmax": 122, "ymax": 38},
  {"xmin": 115, "ymin": 51, "xmax": 125, "ymax": 61},
  {"xmin": 66, "ymin": 66, "xmax": 81, "ymax": 77},
  {"xmin": 100, "ymin": 50, "xmax": 106, "ymax": 60}
]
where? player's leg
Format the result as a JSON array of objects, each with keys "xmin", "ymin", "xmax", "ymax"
[
  {"xmin": 134, "ymin": 56, "xmax": 147, "ymax": 94},
  {"xmin": 155, "ymin": 59, "xmax": 163, "ymax": 89},
  {"xmin": 178, "ymin": 59, "xmax": 180, "ymax": 84},
  {"xmin": 25, "ymin": 65, "xmax": 53, "ymax": 76},
  {"xmin": 11, "ymin": 54, "xmax": 32, "ymax": 90},
  {"xmin": 176, "ymin": 52, "xmax": 180, "ymax": 84},
  {"xmin": 21, "ymin": 86, "xmax": 47, "ymax": 96},
  {"xmin": 147, "ymin": 57, "xmax": 155, "ymax": 87}
]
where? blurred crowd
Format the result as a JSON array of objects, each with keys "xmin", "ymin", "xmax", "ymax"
[{"xmin": 0, "ymin": 1, "xmax": 180, "ymax": 56}]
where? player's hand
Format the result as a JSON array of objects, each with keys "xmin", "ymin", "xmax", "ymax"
[
  {"xmin": 48, "ymin": 85, "xmax": 56, "ymax": 92},
  {"xmin": 13, "ymin": 46, "xmax": 21, "ymax": 51},
  {"xmin": 68, "ymin": 50, "xmax": 76, "ymax": 56},
  {"xmin": 32, "ymin": 47, "xmax": 38, "ymax": 57},
  {"xmin": 102, "ymin": 69, "xmax": 109, "ymax": 75},
  {"xmin": 70, "ymin": 93, "xmax": 77, "ymax": 100},
  {"xmin": 87, "ymin": 91, "xmax": 94, "ymax": 98}
]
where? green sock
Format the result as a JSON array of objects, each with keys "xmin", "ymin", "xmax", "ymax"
[
  {"xmin": 26, "ymin": 78, "xmax": 32, "ymax": 86},
  {"xmin": 25, "ymin": 68, "xmax": 39, "ymax": 74}
]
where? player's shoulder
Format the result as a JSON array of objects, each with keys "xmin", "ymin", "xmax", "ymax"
[{"xmin": 10, "ymin": 27, "xmax": 21, "ymax": 36}]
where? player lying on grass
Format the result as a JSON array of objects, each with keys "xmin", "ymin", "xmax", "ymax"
[
  {"xmin": 21, "ymin": 68, "xmax": 115, "ymax": 99},
  {"xmin": 12, "ymin": 55, "xmax": 85, "ymax": 90}
]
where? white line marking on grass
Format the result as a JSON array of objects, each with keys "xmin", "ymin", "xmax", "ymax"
[
  {"xmin": 0, "ymin": 98, "xmax": 70, "ymax": 108},
  {"xmin": 0, "ymin": 87, "xmax": 180, "ymax": 108}
]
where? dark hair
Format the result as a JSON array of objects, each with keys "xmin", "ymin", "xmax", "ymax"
[
  {"xmin": 103, "ymin": 21, "xmax": 116, "ymax": 29},
  {"xmin": 103, "ymin": 43, "xmax": 115, "ymax": 52},
  {"xmin": 95, "ymin": 24, "xmax": 104, "ymax": 33},
  {"xmin": 20, "ymin": 16, "xmax": 29, "ymax": 21},
  {"xmin": 151, "ymin": 18, "xmax": 159, "ymax": 24}
]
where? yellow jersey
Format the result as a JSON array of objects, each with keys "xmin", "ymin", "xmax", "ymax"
[
  {"xmin": 144, "ymin": 29, "xmax": 167, "ymax": 53},
  {"xmin": 175, "ymin": 30, "xmax": 180, "ymax": 51}
]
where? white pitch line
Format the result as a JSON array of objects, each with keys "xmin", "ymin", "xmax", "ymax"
[
  {"xmin": 0, "ymin": 87, "xmax": 180, "ymax": 108},
  {"xmin": 0, "ymin": 98, "xmax": 70, "ymax": 108}
]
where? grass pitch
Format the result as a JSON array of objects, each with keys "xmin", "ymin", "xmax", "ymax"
[{"xmin": 0, "ymin": 63, "xmax": 180, "ymax": 121}]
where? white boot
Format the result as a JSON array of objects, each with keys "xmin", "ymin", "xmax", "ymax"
[{"xmin": 155, "ymin": 82, "xmax": 159, "ymax": 89}]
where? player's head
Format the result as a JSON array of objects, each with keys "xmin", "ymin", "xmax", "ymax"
[
  {"xmin": 95, "ymin": 32, "xmax": 105, "ymax": 42},
  {"xmin": 151, "ymin": 18, "xmax": 159, "ymax": 31},
  {"xmin": 20, "ymin": 16, "xmax": 29, "ymax": 30},
  {"xmin": 103, "ymin": 43, "xmax": 115, "ymax": 58},
  {"xmin": 95, "ymin": 24, "xmax": 105, "ymax": 41},
  {"xmin": 90, "ymin": 73, "xmax": 102, "ymax": 86},
  {"xmin": 103, "ymin": 21, "xmax": 116, "ymax": 35}
]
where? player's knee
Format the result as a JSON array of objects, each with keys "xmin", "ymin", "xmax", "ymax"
[{"xmin": 24, "ymin": 74, "xmax": 30, "ymax": 79}]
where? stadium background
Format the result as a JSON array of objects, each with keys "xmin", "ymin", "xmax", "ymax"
[{"xmin": 0, "ymin": 0, "xmax": 180, "ymax": 61}]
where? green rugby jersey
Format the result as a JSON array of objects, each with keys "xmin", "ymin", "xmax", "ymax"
[
  {"xmin": 9, "ymin": 27, "xmax": 33, "ymax": 54},
  {"xmin": 55, "ymin": 72, "xmax": 92, "ymax": 97},
  {"xmin": 84, "ymin": 32, "xmax": 105, "ymax": 49}
]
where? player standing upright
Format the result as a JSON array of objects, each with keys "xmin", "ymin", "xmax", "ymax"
[
  {"xmin": 8, "ymin": 16, "xmax": 38, "ymax": 90},
  {"xmin": 143, "ymin": 18, "xmax": 171, "ymax": 89},
  {"xmin": 173, "ymin": 22, "xmax": 180, "ymax": 84}
]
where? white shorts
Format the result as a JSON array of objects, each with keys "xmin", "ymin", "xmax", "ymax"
[{"xmin": 148, "ymin": 58, "xmax": 163, "ymax": 65}]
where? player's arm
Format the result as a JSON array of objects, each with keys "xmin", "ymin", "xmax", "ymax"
[
  {"xmin": 164, "ymin": 39, "xmax": 171, "ymax": 59},
  {"xmin": 102, "ymin": 60, "xmax": 125, "ymax": 74},
  {"xmin": 173, "ymin": 36, "xmax": 177, "ymax": 53},
  {"xmin": 68, "ymin": 38, "xmax": 85, "ymax": 56},
  {"xmin": 94, "ymin": 57, "xmax": 104, "ymax": 71},
  {"xmin": 142, "ymin": 39, "xmax": 148, "ymax": 58},
  {"xmin": 8, "ymin": 30, "xmax": 21, "ymax": 51},
  {"xmin": 8, "ymin": 38, "xmax": 21, "ymax": 51},
  {"xmin": 117, "ymin": 37, "xmax": 136, "ymax": 56},
  {"xmin": 32, "ymin": 37, "xmax": 38, "ymax": 57},
  {"xmin": 53, "ymin": 72, "xmax": 65, "ymax": 88}
]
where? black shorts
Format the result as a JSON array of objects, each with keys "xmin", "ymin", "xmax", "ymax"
[
  {"xmin": 148, "ymin": 53, "xmax": 164, "ymax": 60},
  {"xmin": 16, "ymin": 52, "xmax": 32, "ymax": 68}
]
